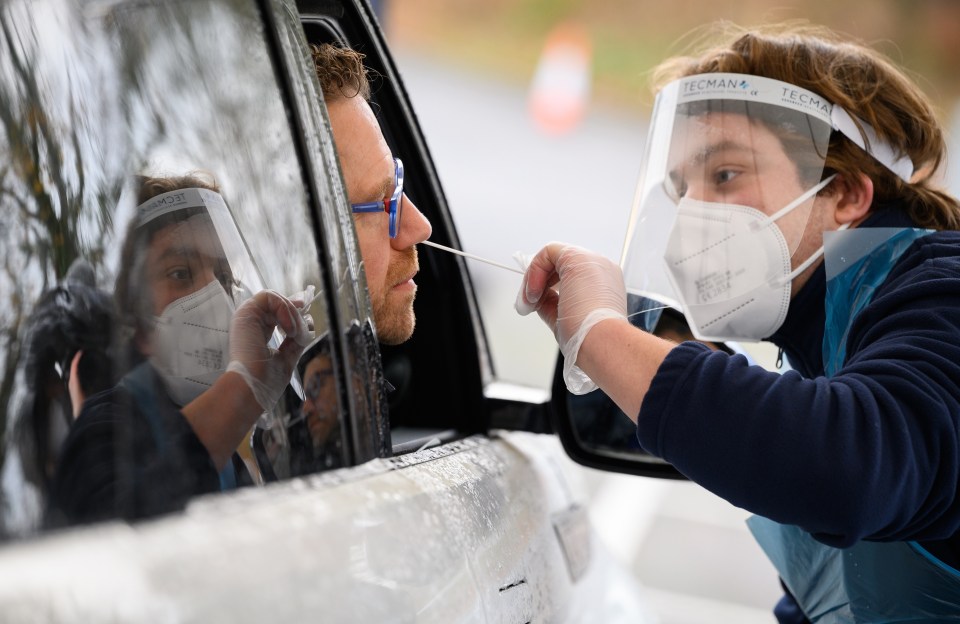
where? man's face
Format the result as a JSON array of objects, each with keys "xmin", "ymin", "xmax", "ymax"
[
  {"xmin": 138, "ymin": 215, "xmax": 232, "ymax": 356},
  {"xmin": 326, "ymin": 95, "xmax": 432, "ymax": 345},
  {"xmin": 667, "ymin": 112, "xmax": 831, "ymax": 284},
  {"xmin": 145, "ymin": 216, "xmax": 229, "ymax": 315}
]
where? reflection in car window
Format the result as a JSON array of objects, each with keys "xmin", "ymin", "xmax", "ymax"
[
  {"xmin": 0, "ymin": 0, "xmax": 346, "ymax": 538},
  {"xmin": 281, "ymin": 336, "xmax": 344, "ymax": 475}
]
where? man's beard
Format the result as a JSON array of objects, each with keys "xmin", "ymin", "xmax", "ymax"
[{"xmin": 372, "ymin": 247, "xmax": 418, "ymax": 346}]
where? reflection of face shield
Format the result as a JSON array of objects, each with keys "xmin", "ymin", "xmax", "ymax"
[
  {"xmin": 622, "ymin": 73, "xmax": 913, "ymax": 341},
  {"xmin": 137, "ymin": 188, "xmax": 266, "ymax": 305},
  {"xmin": 135, "ymin": 187, "xmax": 267, "ymax": 406},
  {"xmin": 289, "ymin": 336, "xmax": 338, "ymax": 430},
  {"xmin": 256, "ymin": 334, "xmax": 342, "ymax": 479}
]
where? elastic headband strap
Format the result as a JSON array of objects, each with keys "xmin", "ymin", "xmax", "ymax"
[
  {"xmin": 831, "ymin": 107, "xmax": 914, "ymax": 183},
  {"xmin": 670, "ymin": 73, "xmax": 914, "ymax": 183},
  {"xmin": 136, "ymin": 187, "xmax": 228, "ymax": 227}
]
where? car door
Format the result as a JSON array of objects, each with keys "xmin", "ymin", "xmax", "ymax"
[
  {"xmin": 282, "ymin": 4, "xmax": 653, "ymax": 622},
  {"xmin": 0, "ymin": 0, "xmax": 653, "ymax": 621}
]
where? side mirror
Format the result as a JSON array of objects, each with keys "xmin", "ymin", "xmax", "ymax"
[{"xmin": 550, "ymin": 294, "xmax": 736, "ymax": 479}]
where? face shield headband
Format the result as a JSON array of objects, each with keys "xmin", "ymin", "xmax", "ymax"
[
  {"xmin": 136, "ymin": 187, "xmax": 266, "ymax": 301},
  {"xmin": 620, "ymin": 73, "xmax": 914, "ymax": 341}
]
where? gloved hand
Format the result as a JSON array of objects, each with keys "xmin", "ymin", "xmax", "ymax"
[
  {"xmin": 226, "ymin": 290, "xmax": 309, "ymax": 412},
  {"xmin": 287, "ymin": 284, "xmax": 317, "ymax": 345},
  {"xmin": 515, "ymin": 243, "xmax": 627, "ymax": 394}
]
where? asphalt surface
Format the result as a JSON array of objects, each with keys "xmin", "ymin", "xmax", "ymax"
[{"xmin": 395, "ymin": 48, "xmax": 783, "ymax": 623}]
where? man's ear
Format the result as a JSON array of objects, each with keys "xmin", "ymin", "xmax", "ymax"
[{"xmin": 832, "ymin": 172, "xmax": 874, "ymax": 226}]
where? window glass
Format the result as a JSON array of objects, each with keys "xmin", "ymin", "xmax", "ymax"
[
  {"xmin": 273, "ymin": 9, "xmax": 390, "ymax": 461},
  {"xmin": 0, "ymin": 0, "xmax": 345, "ymax": 538}
]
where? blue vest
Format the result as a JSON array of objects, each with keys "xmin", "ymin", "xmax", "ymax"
[
  {"xmin": 748, "ymin": 228, "xmax": 960, "ymax": 622},
  {"xmin": 120, "ymin": 363, "xmax": 238, "ymax": 491}
]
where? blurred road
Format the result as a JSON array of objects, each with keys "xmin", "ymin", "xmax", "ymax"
[
  {"xmin": 397, "ymin": 48, "xmax": 642, "ymax": 390},
  {"xmin": 394, "ymin": 49, "xmax": 783, "ymax": 623}
]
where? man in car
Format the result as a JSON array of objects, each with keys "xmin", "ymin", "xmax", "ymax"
[{"xmin": 310, "ymin": 43, "xmax": 432, "ymax": 345}]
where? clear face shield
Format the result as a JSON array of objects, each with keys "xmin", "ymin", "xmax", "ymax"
[
  {"xmin": 623, "ymin": 73, "xmax": 914, "ymax": 342},
  {"xmin": 623, "ymin": 74, "xmax": 847, "ymax": 342},
  {"xmin": 136, "ymin": 187, "xmax": 266, "ymax": 307},
  {"xmin": 133, "ymin": 188, "xmax": 269, "ymax": 406}
]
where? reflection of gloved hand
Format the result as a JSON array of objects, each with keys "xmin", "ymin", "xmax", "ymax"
[
  {"xmin": 287, "ymin": 284, "xmax": 317, "ymax": 344},
  {"xmin": 515, "ymin": 243, "xmax": 627, "ymax": 394},
  {"xmin": 226, "ymin": 290, "xmax": 308, "ymax": 412}
]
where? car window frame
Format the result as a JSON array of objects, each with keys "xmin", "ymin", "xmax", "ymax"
[
  {"xmin": 295, "ymin": 0, "xmax": 496, "ymax": 449},
  {"xmin": 261, "ymin": 0, "xmax": 391, "ymax": 466}
]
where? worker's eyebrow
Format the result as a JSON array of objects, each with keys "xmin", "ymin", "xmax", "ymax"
[{"xmin": 668, "ymin": 141, "xmax": 755, "ymax": 188}]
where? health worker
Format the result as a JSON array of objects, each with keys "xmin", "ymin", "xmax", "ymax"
[
  {"xmin": 49, "ymin": 175, "xmax": 312, "ymax": 525},
  {"xmin": 517, "ymin": 24, "xmax": 960, "ymax": 624}
]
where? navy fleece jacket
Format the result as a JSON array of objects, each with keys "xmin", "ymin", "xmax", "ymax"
[{"xmin": 637, "ymin": 208, "xmax": 960, "ymax": 555}]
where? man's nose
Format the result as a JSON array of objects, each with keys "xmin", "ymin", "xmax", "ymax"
[{"xmin": 392, "ymin": 193, "xmax": 431, "ymax": 249}]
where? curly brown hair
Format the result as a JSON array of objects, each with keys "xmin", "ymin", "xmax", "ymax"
[
  {"xmin": 653, "ymin": 22, "xmax": 960, "ymax": 231},
  {"xmin": 310, "ymin": 43, "xmax": 370, "ymax": 102}
]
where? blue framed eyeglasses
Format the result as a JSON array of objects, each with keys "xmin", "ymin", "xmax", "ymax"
[{"xmin": 350, "ymin": 157, "xmax": 404, "ymax": 239}]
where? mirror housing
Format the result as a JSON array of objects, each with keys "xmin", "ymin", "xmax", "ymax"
[
  {"xmin": 550, "ymin": 352, "xmax": 685, "ymax": 479},
  {"xmin": 548, "ymin": 293, "xmax": 742, "ymax": 479}
]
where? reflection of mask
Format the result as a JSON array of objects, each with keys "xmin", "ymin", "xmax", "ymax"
[
  {"xmin": 663, "ymin": 176, "xmax": 835, "ymax": 341},
  {"xmin": 150, "ymin": 279, "xmax": 235, "ymax": 407}
]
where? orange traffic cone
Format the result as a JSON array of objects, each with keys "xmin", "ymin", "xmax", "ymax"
[{"xmin": 528, "ymin": 22, "xmax": 592, "ymax": 136}]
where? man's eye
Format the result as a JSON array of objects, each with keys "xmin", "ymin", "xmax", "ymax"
[
  {"xmin": 714, "ymin": 169, "xmax": 739, "ymax": 185},
  {"xmin": 166, "ymin": 267, "xmax": 191, "ymax": 281}
]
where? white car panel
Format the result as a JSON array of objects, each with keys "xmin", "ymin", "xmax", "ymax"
[{"xmin": 0, "ymin": 433, "xmax": 653, "ymax": 623}]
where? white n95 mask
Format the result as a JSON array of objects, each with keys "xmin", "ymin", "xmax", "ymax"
[
  {"xmin": 150, "ymin": 279, "xmax": 236, "ymax": 407},
  {"xmin": 663, "ymin": 175, "xmax": 836, "ymax": 342}
]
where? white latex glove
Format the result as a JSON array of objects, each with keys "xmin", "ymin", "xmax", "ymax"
[
  {"xmin": 226, "ymin": 290, "xmax": 309, "ymax": 412},
  {"xmin": 288, "ymin": 284, "xmax": 317, "ymax": 345},
  {"xmin": 515, "ymin": 244, "xmax": 627, "ymax": 394}
]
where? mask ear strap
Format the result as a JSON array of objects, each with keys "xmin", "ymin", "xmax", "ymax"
[
  {"xmin": 777, "ymin": 222, "xmax": 852, "ymax": 286},
  {"xmin": 762, "ymin": 174, "xmax": 838, "ymax": 226},
  {"xmin": 831, "ymin": 107, "xmax": 914, "ymax": 182}
]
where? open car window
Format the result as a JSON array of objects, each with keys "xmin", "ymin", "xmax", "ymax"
[
  {"xmin": 0, "ymin": 0, "xmax": 351, "ymax": 538},
  {"xmin": 296, "ymin": 4, "xmax": 491, "ymax": 453}
]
